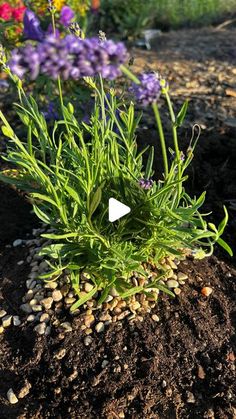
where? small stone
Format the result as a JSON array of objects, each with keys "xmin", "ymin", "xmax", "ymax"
[
  {"xmin": 187, "ymin": 392, "xmax": 195, "ymax": 403},
  {"xmin": 45, "ymin": 326, "xmax": 51, "ymax": 336},
  {"xmin": 18, "ymin": 381, "xmax": 31, "ymax": 399},
  {"xmin": 7, "ymin": 388, "xmax": 18, "ymax": 404},
  {"xmin": 44, "ymin": 281, "xmax": 57, "ymax": 290},
  {"xmin": 167, "ymin": 279, "xmax": 179, "ymax": 289},
  {"xmin": 26, "ymin": 279, "xmax": 36, "ymax": 290},
  {"xmin": 117, "ymin": 310, "xmax": 130, "ymax": 320},
  {"xmin": 13, "ymin": 316, "xmax": 21, "ymax": 326},
  {"xmin": 118, "ymin": 412, "xmax": 125, "ymax": 418},
  {"xmin": 85, "ymin": 328, "xmax": 93, "ymax": 335},
  {"xmin": 41, "ymin": 297, "xmax": 53, "ymax": 310},
  {"xmin": 27, "ymin": 314, "xmax": 35, "ymax": 322},
  {"xmin": 0, "ymin": 326, "xmax": 4, "ymax": 334},
  {"xmin": 104, "ymin": 295, "xmax": 113, "ymax": 303},
  {"xmin": 201, "ymin": 287, "xmax": 213, "ymax": 297},
  {"xmin": 84, "ymin": 336, "xmax": 93, "ymax": 346},
  {"xmin": 84, "ymin": 283, "xmax": 94, "ymax": 292},
  {"xmin": 52, "ymin": 290, "xmax": 63, "ymax": 302},
  {"xmin": 123, "ymin": 364, "xmax": 129, "ymax": 370},
  {"xmin": 110, "ymin": 286, "xmax": 119, "ymax": 297},
  {"xmin": 17, "ymin": 260, "xmax": 24, "ymax": 266},
  {"xmin": 197, "ymin": 365, "xmax": 206, "ymax": 379},
  {"xmin": 24, "ymin": 290, "xmax": 34, "ymax": 301},
  {"xmin": 151, "ymin": 314, "xmax": 160, "ymax": 322},
  {"xmin": 40, "ymin": 313, "xmax": 50, "ymax": 323},
  {"xmin": 0, "ymin": 309, "xmax": 7, "ymax": 318},
  {"xmin": 84, "ymin": 314, "xmax": 95, "ymax": 327},
  {"xmin": 95, "ymin": 322, "xmax": 105, "ymax": 333},
  {"xmin": 60, "ymin": 322, "xmax": 72, "ymax": 332},
  {"xmin": 13, "ymin": 239, "xmax": 22, "ymax": 247},
  {"xmin": 130, "ymin": 301, "xmax": 141, "ymax": 311},
  {"xmin": 99, "ymin": 313, "xmax": 112, "ymax": 322},
  {"xmin": 38, "ymin": 261, "xmax": 48, "ymax": 272},
  {"xmin": 177, "ymin": 272, "xmax": 188, "ymax": 280},
  {"xmin": 101, "ymin": 360, "xmax": 109, "ymax": 368},
  {"xmin": 168, "ymin": 259, "xmax": 178, "ymax": 270},
  {"xmin": 128, "ymin": 314, "xmax": 136, "ymax": 321},
  {"xmin": 32, "ymin": 305, "xmax": 42, "ymax": 312},
  {"xmin": 65, "ymin": 297, "xmax": 76, "ymax": 304},
  {"xmin": 20, "ymin": 303, "xmax": 32, "ymax": 314},
  {"xmin": 174, "ymin": 288, "xmax": 181, "ymax": 296},
  {"xmin": 60, "ymin": 284, "xmax": 70, "ymax": 296},
  {"xmin": 54, "ymin": 348, "xmax": 66, "ymax": 360},
  {"xmin": 34, "ymin": 323, "xmax": 46, "ymax": 335},
  {"xmin": 29, "ymin": 299, "xmax": 38, "ymax": 306}
]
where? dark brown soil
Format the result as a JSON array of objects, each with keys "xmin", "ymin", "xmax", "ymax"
[{"xmin": 0, "ymin": 27, "xmax": 236, "ymax": 419}]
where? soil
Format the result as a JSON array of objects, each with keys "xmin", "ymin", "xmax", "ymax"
[{"xmin": 0, "ymin": 27, "xmax": 236, "ymax": 418}]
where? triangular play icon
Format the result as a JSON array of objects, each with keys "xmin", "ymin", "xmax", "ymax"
[{"xmin": 109, "ymin": 198, "xmax": 131, "ymax": 222}]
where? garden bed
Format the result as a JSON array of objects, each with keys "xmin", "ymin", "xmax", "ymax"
[{"xmin": 0, "ymin": 27, "xmax": 236, "ymax": 418}]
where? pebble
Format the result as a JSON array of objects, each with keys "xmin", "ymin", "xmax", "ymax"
[
  {"xmin": 13, "ymin": 239, "xmax": 23, "ymax": 247},
  {"xmin": 60, "ymin": 322, "xmax": 72, "ymax": 332},
  {"xmin": 101, "ymin": 360, "xmax": 109, "ymax": 368},
  {"xmin": 0, "ymin": 309, "xmax": 7, "ymax": 318},
  {"xmin": 29, "ymin": 299, "xmax": 38, "ymax": 306},
  {"xmin": 54, "ymin": 348, "xmax": 66, "ymax": 360},
  {"xmin": 167, "ymin": 279, "xmax": 179, "ymax": 289},
  {"xmin": 198, "ymin": 365, "xmax": 206, "ymax": 379},
  {"xmin": 65, "ymin": 297, "xmax": 76, "ymax": 304},
  {"xmin": 104, "ymin": 295, "xmax": 113, "ymax": 303},
  {"xmin": 201, "ymin": 287, "xmax": 213, "ymax": 297},
  {"xmin": 38, "ymin": 261, "xmax": 48, "ymax": 272},
  {"xmin": 41, "ymin": 297, "xmax": 53, "ymax": 310},
  {"xmin": 34, "ymin": 323, "xmax": 46, "ymax": 335},
  {"xmin": 44, "ymin": 281, "xmax": 58, "ymax": 289},
  {"xmin": 110, "ymin": 286, "xmax": 119, "ymax": 297},
  {"xmin": 45, "ymin": 326, "xmax": 51, "ymax": 336},
  {"xmin": 24, "ymin": 290, "xmax": 34, "ymax": 301},
  {"xmin": 177, "ymin": 272, "xmax": 188, "ymax": 280},
  {"xmin": 187, "ymin": 392, "xmax": 195, "ymax": 403},
  {"xmin": 52, "ymin": 290, "xmax": 63, "ymax": 302},
  {"xmin": 18, "ymin": 381, "xmax": 31, "ymax": 399},
  {"xmin": 117, "ymin": 310, "xmax": 130, "ymax": 320},
  {"xmin": 95, "ymin": 322, "xmax": 105, "ymax": 333},
  {"xmin": 151, "ymin": 314, "xmax": 160, "ymax": 322},
  {"xmin": 40, "ymin": 313, "xmax": 50, "ymax": 323},
  {"xmin": 84, "ymin": 283, "xmax": 94, "ymax": 292},
  {"xmin": 84, "ymin": 314, "xmax": 95, "ymax": 327},
  {"xmin": 27, "ymin": 314, "xmax": 35, "ymax": 322},
  {"xmin": 20, "ymin": 303, "xmax": 32, "ymax": 314},
  {"xmin": 7, "ymin": 388, "xmax": 18, "ymax": 404},
  {"xmin": 32, "ymin": 305, "xmax": 42, "ymax": 312},
  {"xmin": 26, "ymin": 279, "xmax": 36, "ymax": 290},
  {"xmin": 84, "ymin": 336, "xmax": 93, "ymax": 346},
  {"xmin": 0, "ymin": 326, "xmax": 4, "ymax": 334},
  {"xmin": 174, "ymin": 288, "xmax": 181, "ymax": 295},
  {"xmin": 13, "ymin": 316, "xmax": 21, "ymax": 326},
  {"xmin": 17, "ymin": 260, "xmax": 24, "ymax": 266}
]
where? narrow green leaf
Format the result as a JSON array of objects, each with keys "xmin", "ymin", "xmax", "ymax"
[
  {"xmin": 175, "ymin": 99, "xmax": 189, "ymax": 127},
  {"xmin": 145, "ymin": 146, "xmax": 154, "ymax": 179},
  {"xmin": 217, "ymin": 237, "xmax": 233, "ymax": 257},
  {"xmin": 89, "ymin": 185, "xmax": 102, "ymax": 219},
  {"xmin": 70, "ymin": 286, "xmax": 98, "ymax": 311}
]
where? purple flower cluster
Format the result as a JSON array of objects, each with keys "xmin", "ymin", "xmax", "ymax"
[
  {"xmin": 132, "ymin": 73, "xmax": 161, "ymax": 106},
  {"xmin": 138, "ymin": 178, "xmax": 154, "ymax": 190},
  {"xmin": 8, "ymin": 35, "xmax": 128, "ymax": 81}
]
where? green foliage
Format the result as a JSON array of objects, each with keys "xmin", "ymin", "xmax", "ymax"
[
  {"xmin": 99, "ymin": 0, "xmax": 157, "ymax": 38},
  {"xmin": 99, "ymin": 0, "xmax": 236, "ymax": 34},
  {"xmin": 0, "ymin": 68, "xmax": 231, "ymax": 308}
]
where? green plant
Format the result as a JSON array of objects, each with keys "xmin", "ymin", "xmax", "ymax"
[
  {"xmin": 99, "ymin": 0, "xmax": 157, "ymax": 38},
  {"xmin": 0, "ymin": 19, "xmax": 232, "ymax": 311}
]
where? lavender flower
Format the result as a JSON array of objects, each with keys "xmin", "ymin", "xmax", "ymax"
[
  {"xmin": 42, "ymin": 101, "xmax": 59, "ymax": 121},
  {"xmin": 131, "ymin": 73, "xmax": 161, "ymax": 106},
  {"xmin": 8, "ymin": 35, "xmax": 128, "ymax": 81},
  {"xmin": 138, "ymin": 178, "xmax": 154, "ymax": 190},
  {"xmin": 60, "ymin": 6, "xmax": 74, "ymax": 27},
  {"xmin": 23, "ymin": 9, "xmax": 44, "ymax": 42}
]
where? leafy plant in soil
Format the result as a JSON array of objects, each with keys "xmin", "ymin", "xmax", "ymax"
[{"xmin": 0, "ymin": 5, "xmax": 232, "ymax": 311}]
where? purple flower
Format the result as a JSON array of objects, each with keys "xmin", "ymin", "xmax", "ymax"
[
  {"xmin": 23, "ymin": 9, "xmax": 44, "ymax": 42},
  {"xmin": 131, "ymin": 73, "xmax": 161, "ymax": 106},
  {"xmin": 138, "ymin": 178, "xmax": 154, "ymax": 190},
  {"xmin": 8, "ymin": 35, "xmax": 128, "ymax": 81},
  {"xmin": 60, "ymin": 6, "xmax": 74, "ymax": 27}
]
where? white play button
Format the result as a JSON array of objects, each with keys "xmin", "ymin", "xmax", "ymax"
[{"xmin": 109, "ymin": 198, "xmax": 131, "ymax": 222}]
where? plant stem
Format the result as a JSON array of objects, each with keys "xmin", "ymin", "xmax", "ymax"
[
  {"xmin": 152, "ymin": 103, "xmax": 168, "ymax": 179},
  {"xmin": 120, "ymin": 65, "xmax": 140, "ymax": 84},
  {"xmin": 165, "ymin": 92, "xmax": 181, "ymax": 202}
]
